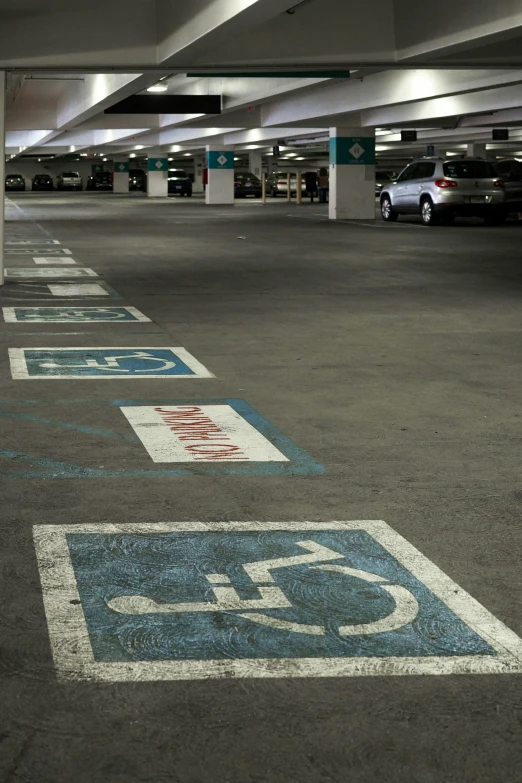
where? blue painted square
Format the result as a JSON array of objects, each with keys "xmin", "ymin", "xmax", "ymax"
[
  {"xmin": 19, "ymin": 348, "xmax": 200, "ymax": 377},
  {"xmin": 66, "ymin": 528, "xmax": 495, "ymax": 664},
  {"xmin": 11, "ymin": 307, "xmax": 145, "ymax": 323}
]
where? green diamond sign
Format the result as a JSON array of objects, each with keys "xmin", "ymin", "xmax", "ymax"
[{"xmin": 330, "ymin": 137, "xmax": 375, "ymax": 165}]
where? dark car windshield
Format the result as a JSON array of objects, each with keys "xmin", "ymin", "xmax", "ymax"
[
  {"xmin": 7, "ymin": 175, "xmax": 23, "ymax": 180},
  {"xmin": 35, "ymin": 175, "xmax": 50, "ymax": 181},
  {"xmin": 62, "ymin": 172, "xmax": 80, "ymax": 177},
  {"xmin": 169, "ymin": 170, "xmax": 188, "ymax": 178},
  {"xmin": 443, "ymin": 161, "xmax": 497, "ymax": 179}
]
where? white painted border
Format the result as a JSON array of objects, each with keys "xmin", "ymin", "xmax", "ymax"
[
  {"xmin": 2, "ymin": 306, "xmax": 151, "ymax": 324},
  {"xmin": 32, "ymin": 520, "xmax": 522, "ymax": 681},
  {"xmin": 5, "ymin": 240, "xmax": 61, "ymax": 245},
  {"xmin": 5, "ymin": 267, "xmax": 97, "ymax": 278},
  {"xmin": 9, "ymin": 347, "xmax": 214, "ymax": 379}
]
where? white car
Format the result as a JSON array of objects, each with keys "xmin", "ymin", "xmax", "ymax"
[
  {"xmin": 57, "ymin": 171, "xmax": 82, "ymax": 191},
  {"xmin": 268, "ymin": 172, "xmax": 307, "ymax": 197}
]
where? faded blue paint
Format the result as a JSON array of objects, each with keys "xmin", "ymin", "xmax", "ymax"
[
  {"xmin": 0, "ymin": 399, "xmax": 323, "ymax": 478},
  {"xmin": 11, "ymin": 307, "xmax": 148, "ymax": 323},
  {"xmin": 0, "ymin": 409, "xmax": 139, "ymax": 442},
  {"xmin": 21, "ymin": 348, "xmax": 196, "ymax": 378},
  {"xmin": 66, "ymin": 529, "xmax": 495, "ymax": 663}
]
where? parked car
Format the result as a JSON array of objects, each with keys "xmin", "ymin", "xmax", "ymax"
[
  {"xmin": 375, "ymin": 169, "xmax": 398, "ymax": 196},
  {"xmin": 129, "ymin": 169, "xmax": 146, "ymax": 191},
  {"xmin": 380, "ymin": 157, "xmax": 507, "ymax": 225},
  {"xmin": 168, "ymin": 169, "xmax": 192, "ymax": 196},
  {"xmin": 57, "ymin": 171, "xmax": 82, "ymax": 191},
  {"xmin": 31, "ymin": 174, "xmax": 53, "ymax": 191},
  {"xmin": 234, "ymin": 172, "xmax": 262, "ymax": 198},
  {"xmin": 494, "ymin": 158, "xmax": 522, "ymax": 212},
  {"xmin": 268, "ymin": 172, "xmax": 307, "ymax": 197},
  {"xmin": 5, "ymin": 174, "xmax": 25, "ymax": 192},
  {"xmin": 86, "ymin": 171, "xmax": 113, "ymax": 191}
]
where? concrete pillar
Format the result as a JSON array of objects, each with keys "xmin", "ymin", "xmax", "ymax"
[
  {"xmin": 467, "ymin": 142, "xmax": 487, "ymax": 158},
  {"xmin": 113, "ymin": 157, "xmax": 129, "ymax": 193},
  {"xmin": 147, "ymin": 150, "xmax": 168, "ymax": 197},
  {"xmin": 0, "ymin": 72, "xmax": 5, "ymax": 285},
  {"xmin": 193, "ymin": 155, "xmax": 204, "ymax": 193},
  {"xmin": 329, "ymin": 127, "xmax": 376, "ymax": 220},
  {"xmin": 266, "ymin": 157, "xmax": 275, "ymax": 177},
  {"xmin": 249, "ymin": 150, "xmax": 262, "ymax": 179},
  {"xmin": 205, "ymin": 146, "xmax": 234, "ymax": 205}
]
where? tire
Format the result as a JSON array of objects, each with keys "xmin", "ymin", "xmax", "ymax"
[
  {"xmin": 484, "ymin": 211, "xmax": 507, "ymax": 226},
  {"xmin": 271, "ymin": 188, "xmax": 278, "ymax": 198},
  {"xmin": 420, "ymin": 197, "xmax": 438, "ymax": 226},
  {"xmin": 381, "ymin": 195, "xmax": 398, "ymax": 222}
]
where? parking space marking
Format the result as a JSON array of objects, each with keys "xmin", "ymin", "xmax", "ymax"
[
  {"xmin": 0, "ymin": 398, "xmax": 323, "ymax": 478},
  {"xmin": 9, "ymin": 347, "xmax": 214, "ymax": 379},
  {"xmin": 33, "ymin": 520, "xmax": 522, "ymax": 681},
  {"xmin": 5, "ymin": 248, "xmax": 72, "ymax": 255},
  {"xmin": 5, "ymin": 240, "xmax": 61, "ymax": 245},
  {"xmin": 3, "ymin": 306, "xmax": 151, "ymax": 323},
  {"xmin": 34, "ymin": 258, "xmax": 77, "ymax": 265},
  {"xmin": 122, "ymin": 403, "xmax": 291, "ymax": 463},
  {"xmin": 47, "ymin": 283, "xmax": 114, "ymax": 297},
  {"xmin": 6, "ymin": 268, "xmax": 97, "ymax": 279}
]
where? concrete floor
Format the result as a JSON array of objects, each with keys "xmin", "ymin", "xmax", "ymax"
[{"xmin": 1, "ymin": 192, "xmax": 522, "ymax": 782}]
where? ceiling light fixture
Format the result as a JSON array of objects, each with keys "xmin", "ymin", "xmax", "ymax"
[
  {"xmin": 135, "ymin": 145, "xmax": 144, "ymax": 150},
  {"xmin": 147, "ymin": 83, "xmax": 168, "ymax": 93},
  {"xmin": 184, "ymin": 153, "xmax": 191, "ymax": 157},
  {"xmin": 129, "ymin": 153, "xmax": 137, "ymax": 158}
]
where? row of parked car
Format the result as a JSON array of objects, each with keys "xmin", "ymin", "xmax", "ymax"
[
  {"xmin": 379, "ymin": 156, "xmax": 522, "ymax": 226},
  {"xmin": 5, "ymin": 171, "xmax": 113, "ymax": 192}
]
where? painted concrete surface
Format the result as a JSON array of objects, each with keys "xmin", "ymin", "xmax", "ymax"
[
  {"xmin": 1, "ymin": 193, "xmax": 522, "ymax": 782},
  {"xmin": 3, "ymin": 306, "xmax": 151, "ymax": 323},
  {"xmin": 6, "ymin": 267, "xmax": 97, "ymax": 278}
]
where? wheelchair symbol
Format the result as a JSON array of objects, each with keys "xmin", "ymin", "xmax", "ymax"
[
  {"xmin": 108, "ymin": 540, "xmax": 419, "ymax": 637},
  {"xmin": 38, "ymin": 351, "xmax": 176, "ymax": 373}
]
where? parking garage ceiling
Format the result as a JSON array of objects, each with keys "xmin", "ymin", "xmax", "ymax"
[{"xmin": 4, "ymin": 0, "xmax": 522, "ymax": 163}]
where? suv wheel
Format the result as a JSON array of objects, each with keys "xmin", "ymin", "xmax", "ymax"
[
  {"xmin": 381, "ymin": 195, "xmax": 398, "ymax": 222},
  {"xmin": 421, "ymin": 197, "xmax": 438, "ymax": 226}
]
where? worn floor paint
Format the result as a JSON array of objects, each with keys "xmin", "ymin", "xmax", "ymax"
[
  {"xmin": 34, "ymin": 258, "xmax": 77, "ymax": 265},
  {"xmin": 47, "ymin": 283, "xmax": 111, "ymax": 297},
  {"xmin": 3, "ymin": 306, "xmax": 151, "ymax": 323},
  {"xmin": 5, "ymin": 239, "xmax": 61, "ymax": 245},
  {"xmin": 9, "ymin": 347, "xmax": 215, "ymax": 379},
  {"xmin": 121, "ymin": 404, "xmax": 290, "ymax": 463},
  {"xmin": 33, "ymin": 520, "xmax": 522, "ymax": 681},
  {"xmin": 5, "ymin": 247, "xmax": 71, "ymax": 255},
  {"xmin": 6, "ymin": 268, "xmax": 97, "ymax": 278}
]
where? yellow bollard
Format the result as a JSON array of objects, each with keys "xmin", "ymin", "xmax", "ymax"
[{"xmin": 262, "ymin": 173, "xmax": 266, "ymax": 204}]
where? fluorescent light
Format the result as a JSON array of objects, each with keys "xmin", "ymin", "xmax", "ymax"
[
  {"xmin": 286, "ymin": 153, "xmax": 298, "ymax": 157},
  {"xmin": 135, "ymin": 145, "xmax": 144, "ymax": 150},
  {"xmin": 80, "ymin": 153, "xmax": 88, "ymax": 157},
  {"xmin": 103, "ymin": 158, "xmax": 107, "ymax": 162},
  {"xmin": 246, "ymin": 144, "xmax": 261, "ymax": 150},
  {"xmin": 296, "ymin": 156, "xmax": 304, "ymax": 160},
  {"xmin": 168, "ymin": 157, "xmax": 173, "ymax": 161},
  {"xmin": 445, "ymin": 151, "xmax": 458, "ymax": 156},
  {"xmin": 129, "ymin": 153, "xmax": 136, "ymax": 158},
  {"xmin": 184, "ymin": 153, "xmax": 191, "ymax": 157},
  {"xmin": 147, "ymin": 84, "xmax": 168, "ymax": 93},
  {"xmin": 234, "ymin": 157, "xmax": 240, "ymax": 161}
]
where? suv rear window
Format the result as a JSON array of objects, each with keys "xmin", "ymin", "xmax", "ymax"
[
  {"xmin": 169, "ymin": 170, "xmax": 188, "ymax": 178},
  {"xmin": 62, "ymin": 172, "xmax": 80, "ymax": 177},
  {"xmin": 443, "ymin": 161, "xmax": 497, "ymax": 179}
]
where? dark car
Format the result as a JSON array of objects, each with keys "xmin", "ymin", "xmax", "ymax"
[
  {"xmin": 32, "ymin": 174, "xmax": 53, "ymax": 191},
  {"xmin": 168, "ymin": 169, "xmax": 192, "ymax": 196},
  {"xmin": 86, "ymin": 171, "xmax": 113, "ymax": 191},
  {"xmin": 129, "ymin": 169, "xmax": 146, "ymax": 191},
  {"xmin": 234, "ymin": 172, "xmax": 262, "ymax": 198},
  {"xmin": 494, "ymin": 158, "xmax": 522, "ymax": 212},
  {"xmin": 6, "ymin": 174, "xmax": 25, "ymax": 192}
]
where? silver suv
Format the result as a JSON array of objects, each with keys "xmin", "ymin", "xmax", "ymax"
[{"xmin": 380, "ymin": 157, "xmax": 507, "ymax": 226}]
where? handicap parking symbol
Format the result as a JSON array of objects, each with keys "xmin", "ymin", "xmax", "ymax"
[
  {"xmin": 9, "ymin": 347, "xmax": 214, "ymax": 379},
  {"xmin": 34, "ymin": 521, "xmax": 522, "ymax": 681},
  {"xmin": 3, "ymin": 306, "xmax": 151, "ymax": 323}
]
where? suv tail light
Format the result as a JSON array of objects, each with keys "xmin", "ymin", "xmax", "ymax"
[
  {"xmin": 494, "ymin": 179, "xmax": 505, "ymax": 188},
  {"xmin": 435, "ymin": 179, "xmax": 458, "ymax": 188}
]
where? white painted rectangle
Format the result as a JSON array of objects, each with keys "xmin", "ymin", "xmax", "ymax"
[
  {"xmin": 6, "ymin": 268, "xmax": 97, "ymax": 278},
  {"xmin": 121, "ymin": 405, "xmax": 290, "ymax": 463},
  {"xmin": 47, "ymin": 283, "xmax": 110, "ymax": 297},
  {"xmin": 5, "ymin": 240, "xmax": 60, "ymax": 245},
  {"xmin": 34, "ymin": 258, "xmax": 77, "ymax": 265}
]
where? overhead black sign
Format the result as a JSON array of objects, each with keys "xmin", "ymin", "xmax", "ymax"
[
  {"xmin": 401, "ymin": 130, "xmax": 417, "ymax": 142},
  {"xmin": 105, "ymin": 95, "xmax": 222, "ymax": 115},
  {"xmin": 273, "ymin": 145, "xmax": 280, "ymax": 157},
  {"xmin": 492, "ymin": 128, "xmax": 509, "ymax": 141}
]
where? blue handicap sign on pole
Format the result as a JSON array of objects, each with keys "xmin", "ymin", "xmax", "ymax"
[
  {"xmin": 33, "ymin": 521, "xmax": 522, "ymax": 681},
  {"xmin": 9, "ymin": 347, "xmax": 214, "ymax": 379}
]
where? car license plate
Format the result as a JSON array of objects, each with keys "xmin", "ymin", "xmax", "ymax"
[
  {"xmin": 175, "ymin": 184, "xmax": 182, "ymax": 189},
  {"xmin": 470, "ymin": 196, "xmax": 485, "ymax": 203}
]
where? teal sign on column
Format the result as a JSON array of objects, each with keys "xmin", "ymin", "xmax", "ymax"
[
  {"xmin": 207, "ymin": 151, "xmax": 234, "ymax": 170},
  {"xmin": 114, "ymin": 162, "xmax": 129, "ymax": 173},
  {"xmin": 330, "ymin": 137, "xmax": 375, "ymax": 165},
  {"xmin": 148, "ymin": 158, "xmax": 168, "ymax": 172}
]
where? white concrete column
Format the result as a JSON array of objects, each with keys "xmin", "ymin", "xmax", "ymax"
[
  {"xmin": 113, "ymin": 157, "xmax": 129, "ymax": 194},
  {"xmin": 0, "ymin": 72, "xmax": 5, "ymax": 286},
  {"xmin": 193, "ymin": 155, "xmax": 204, "ymax": 193},
  {"xmin": 147, "ymin": 150, "xmax": 168, "ymax": 198},
  {"xmin": 467, "ymin": 142, "xmax": 487, "ymax": 158},
  {"xmin": 205, "ymin": 146, "xmax": 234, "ymax": 205},
  {"xmin": 329, "ymin": 127, "xmax": 376, "ymax": 221},
  {"xmin": 249, "ymin": 150, "xmax": 262, "ymax": 179}
]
